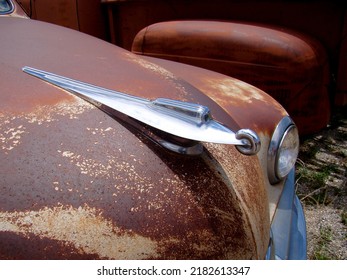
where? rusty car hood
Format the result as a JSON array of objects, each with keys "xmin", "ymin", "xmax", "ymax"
[{"xmin": 0, "ymin": 17, "xmax": 286, "ymax": 259}]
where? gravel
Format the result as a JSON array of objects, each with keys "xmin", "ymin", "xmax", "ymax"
[{"xmin": 295, "ymin": 108, "xmax": 347, "ymax": 260}]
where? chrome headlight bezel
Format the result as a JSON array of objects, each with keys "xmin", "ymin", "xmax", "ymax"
[{"xmin": 268, "ymin": 116, "xmax": 299, "ymax": 184}]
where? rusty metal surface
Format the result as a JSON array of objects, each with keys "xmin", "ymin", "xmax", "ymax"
[
  {"xmin": 0, "ymin": 17, "xmax": 284, "ymax": 259},
  {"xmin": 143, "ymin": 57, "xmax": 286, "ymax": 133},
  {"xmin": 143, "ymin": 56, "xmax": 287, "ymax": 239},
  {"xmin": 132, "ymin": 20, "xmax": 331, "ymax": 135}
]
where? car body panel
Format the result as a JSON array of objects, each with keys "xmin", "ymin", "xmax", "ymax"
[{"xmin": 0, "ymin": 16, "xmax": 282, "ymax": 259}]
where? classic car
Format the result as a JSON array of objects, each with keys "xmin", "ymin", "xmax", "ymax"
[
  {"xmin": 15, "ymin": 0, "xmax": 347, "ymax": 136},
  {"xmin": 0, "ymin": 0, "xmax": 305, "ymax": 259}
]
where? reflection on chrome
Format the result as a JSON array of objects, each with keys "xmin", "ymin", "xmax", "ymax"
[{"xmin": 268, "ymin": 116, "xmax": 299, "ymax": 183}]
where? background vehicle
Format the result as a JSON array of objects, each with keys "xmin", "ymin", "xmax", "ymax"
[{"xmin": 1, "ymin": 0, "xmax": 304, "ymax": 259}]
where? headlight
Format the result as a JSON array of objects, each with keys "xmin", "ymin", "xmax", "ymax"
[{"xmin": 268, "ymin": 116, "xmax": 299, "ymax": 184}]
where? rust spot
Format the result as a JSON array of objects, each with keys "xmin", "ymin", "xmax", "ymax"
[
  {"xmin": 203, "ymin": 143, "xmax": 270, "ymax": 258},
  {"xmin": 143, "ymin": 56, "xmax": 286, "ymax": 135},
  {"xmin": 0, "ymin": 121, "xmax": 26, "ymax": 153},
  {"xmin": 0, "ymin": 204, "xmax": 158, "ymax": 259},
  {"xmin": 0, "ymin": 99, "xmax": 94, "ymax": 154}
]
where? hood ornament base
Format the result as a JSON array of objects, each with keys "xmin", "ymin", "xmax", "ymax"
[{"xmin": 23, "ymin": 66, "xmax": 260, "ymax": 155}]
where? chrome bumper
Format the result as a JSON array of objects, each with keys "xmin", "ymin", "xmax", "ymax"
[{"xmin": 266, "ymin": 169, "xmax": 307, "ymax": 260}]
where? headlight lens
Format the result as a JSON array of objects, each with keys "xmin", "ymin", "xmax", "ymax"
[
  {"xmin": 276, "ymin": 125, "xmax": 299, "ymax": 178},
  {"xmin": 268, "ymin": 117, "xmax": 299, "ymax": 184}
]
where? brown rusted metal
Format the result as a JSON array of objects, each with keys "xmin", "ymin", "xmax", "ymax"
[
  {"xmin": 132, "ymin": 20, "xmax": 331, "ymax": 136},
  {"xmin": 142, "ymin": 57, "xmax": 286, "ymax": 135},
  {"xmin": 0, "ymin": 16, "xmax": 288, "ymax": 259},
  {"xmin": 141, "ymin": 56, "xmax": 286, "ymax": 225}
]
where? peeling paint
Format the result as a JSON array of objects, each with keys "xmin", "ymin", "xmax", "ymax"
[
  {"xmin": 124, "ymin": 53, "xmax": 194, "ymax": 100},
  {"xmin": 0, "ymin": 204, "xmax": 158, "ymax": 259},
  {"xmin": 58, "ymin": 149, "xmax": 115, "ymax": 177},
  {"xmin": 0, "ymin": 121, "xmax": 26, "ymax": 152},
  {"xmin": 0, "ymin": 93, "xmax": 261, "ymax": 259},
  {"xmin": 127, "ymin": 53, "xmax": 177, "ymax": 79},
  {"xmin": 0, "ymin": 99, "xmax": 94, "ymax": 154},
  {"xmin": 24, "ymin": 98, "xmax": 94, "ymax": 125},
  {"xmin": 206, "ymin": 77, "xmax": 269, "ymax": 104}
]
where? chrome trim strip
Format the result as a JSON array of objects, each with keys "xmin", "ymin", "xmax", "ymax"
[{"xmin": 23, "ymin": 66, "xmax": 260, "ymax": 155}]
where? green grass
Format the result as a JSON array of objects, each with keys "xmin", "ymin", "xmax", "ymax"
[
  {"xmin": 295, "ymin": 109, "xmax": 347, "ymax": 259},
  {"xmin": 341, "ymin": 211, "xmax": 347, "ymax": 226},
  {"xmin": 313, "ymin": 226, "xmax": 335, "ymax": 260},
  {"xmin": 296, "ymin": 163, "xmax": 339, "ymax": 205},
  {"xmin": 300, "ymin": 164, "xmax": 336, "ymax": 186}
]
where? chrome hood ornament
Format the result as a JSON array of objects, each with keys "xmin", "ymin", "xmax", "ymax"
[{"xmin": 23, "ymin": 66, "xmax": 260, "ymax": 155}]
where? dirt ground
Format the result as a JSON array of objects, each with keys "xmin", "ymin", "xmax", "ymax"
[{"xmin": 295, "ymin": 108, "xmax": 347, "ymax": 260}]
